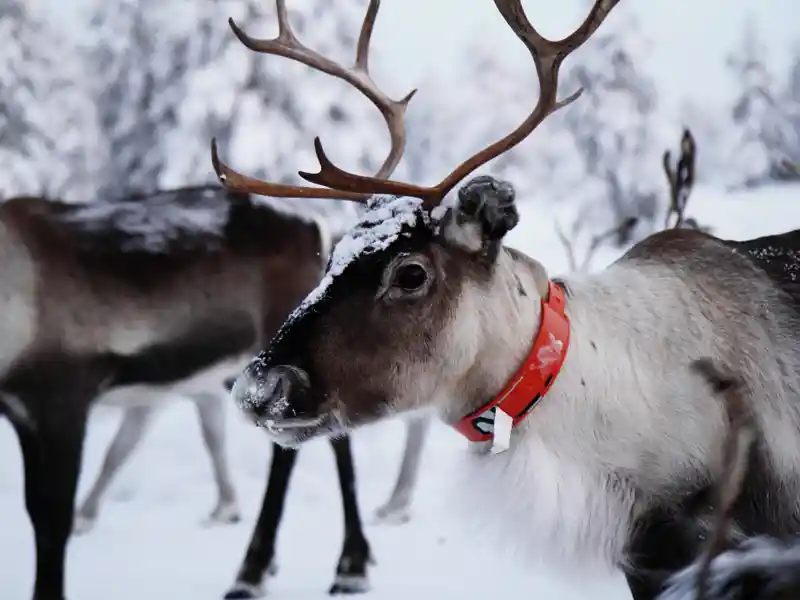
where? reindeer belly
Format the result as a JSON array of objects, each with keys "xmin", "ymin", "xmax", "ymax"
[
  {"xmin": 95, "ymin": 353, "xmax": 251, "ymax": 409},
  {"xmin": 52, "ymin": 263, "xmax": 264, "ymax": 359}
]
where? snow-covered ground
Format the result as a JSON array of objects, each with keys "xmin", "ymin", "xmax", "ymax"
[{"xmin": 1, "ymin": 182, "xmax": 798, "ymax": 600}]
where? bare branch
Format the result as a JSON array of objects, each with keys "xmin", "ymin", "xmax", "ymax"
[
  {"xmin": 554, "ymin": 218, "xmax": 579, "ymax": 273},
  {"xmin": 579, "ymin": 216, "xmax": 638, "ymax": 271}
]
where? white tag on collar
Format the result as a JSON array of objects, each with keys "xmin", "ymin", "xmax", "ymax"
[{"xmin": 491, "ymin": 408, "xmax": 513, "ymax": 454}]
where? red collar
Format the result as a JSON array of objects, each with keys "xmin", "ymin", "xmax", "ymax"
[{"xmin": 451, "ymin": 280, "xmax": 570, "ymax": 443}]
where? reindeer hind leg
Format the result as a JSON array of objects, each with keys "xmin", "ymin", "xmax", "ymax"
[
  {"xmin": 193, "ymin": 390, "xmax": 241, "ymax": 526},
  {"xmin": 372, "ymin": 415, "xmax": 430, "ymax": 526},
  {"xmin": 74, "ymin": 404, "xmax": 155, "ymax": 535}
]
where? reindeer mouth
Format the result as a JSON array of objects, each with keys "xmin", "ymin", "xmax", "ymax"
[{"xmin": 257, "ymin": 411, "xmax": 346, "ymax": 447}]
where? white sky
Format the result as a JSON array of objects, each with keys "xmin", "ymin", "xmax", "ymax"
[
  {"xmin": 375, "ymin": 0, "xmax": 797, "ymax": 111},
  {"xmin": 48, "ymin": 0, "xmax": 797, "ymax": 112}
]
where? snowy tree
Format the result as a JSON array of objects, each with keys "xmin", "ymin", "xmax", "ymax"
[
  {"xmin": 777, "ymin": 44, "xmax": 800, "ymax": 180},
  {"xmin": 724, "ymin": 20, "xmax": 791, "ymax": 188},
  {"xmin": 0, "ymin": 0, "xmax": 98, "ymax": 200},
  {"xmin": 554, "ymin": 10, "xmax": 667, "ymax": 249},
  {"xmin": 410, "ymin": 37, "xmax": 572, "ymax": 208},
  {"xmin": 402, "ymin": 89, "xmax": 439, "ymax": 186},
  {"xmin": 83, "ymin": 0, "xmax": 200, "ymax": 200},
  {"xmin": 677, "ymin": 99, "xmax": 727, "ymax": 184},
  {"xmin": 161, "ymin": 0, "xmax": 420, "ymax": 232},
  {"xmin": 421, "ymin": 6, "xmax": 667, "ymax": 257}
]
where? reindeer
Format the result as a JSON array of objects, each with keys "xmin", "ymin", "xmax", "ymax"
[
  {"xmin": 212, "ymin": 1, "xmax": 800, "ymax": 598},
  {"xmin": 0, "ymin": 1, "xmax": 434, "ymax": 597}
]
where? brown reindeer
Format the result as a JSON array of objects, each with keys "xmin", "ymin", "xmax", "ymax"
[
  {"xmin": 213, "ymin": 1, "xmax": 800, "ymax": 599},
  {"xmin": 0, "ymin": 2, "xmax": 429, "ymax": 599}
]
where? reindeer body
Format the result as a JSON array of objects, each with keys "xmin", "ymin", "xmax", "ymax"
[
  {"xmin": 233, "ymin": 180, "xmax": 800, "ymax": 600},
  {"xmin": 0, "ymin": 187, "xmax": 385, "ymax": 600},
  {"xmin": 451, "ymin": 227, "xmax": 800, "ymax": 577},
  {"xmin": 0, "ymin": 188, "xmax": 325, "ymax": 374}
]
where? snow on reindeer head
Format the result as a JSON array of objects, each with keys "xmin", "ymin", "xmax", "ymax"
[{"xmin": 209, "ymin": 0, "xmax": 623, "ymax": 444}]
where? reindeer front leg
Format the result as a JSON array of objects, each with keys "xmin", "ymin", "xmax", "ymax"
[
  {"xmin": 223, "ymin": 444, "xmax": 294, "ymax": 599},
  {"xmin": 5, "ymin": 353, "xmax": 114, "ymax": 600},
  {"xmin": 624, "ymin": 504, "xmax": 708, "ymax": 600},
  {"xmin": 329, "ymin": 436, "xmax": 374, "ymax": 595}
]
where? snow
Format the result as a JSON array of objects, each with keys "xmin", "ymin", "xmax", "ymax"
[
  {"xmin": 62, "ymin": 187, "xmax": 230, "ymax": 253},
  {"xmin": 0, "ymin": 406, "xmax": 624, "ymax": 600},
  {"xmin": 3, "ymin": 183, "xmax": 799, "ymax": 600},
  {"xmin": 506, "ymin": 181, "xmax": 800, "ymax": 276}
]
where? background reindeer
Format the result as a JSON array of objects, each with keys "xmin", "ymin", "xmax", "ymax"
[
  {"xmin": 212, "ymin": 1, "xmax": 800, "ymax": 599},
  {"xmin": 0, "ymin": 2, "xmax": 433, "ymax": 598}
]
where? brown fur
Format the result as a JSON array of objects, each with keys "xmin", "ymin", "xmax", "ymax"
[{"xmin": 0, "ymin": 189, "xmax": 333, "ymax": 600}]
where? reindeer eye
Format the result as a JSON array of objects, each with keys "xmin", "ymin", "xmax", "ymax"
[{"xmin": 394, "ymin": 263, "xmax": 428, "ymax": 292}]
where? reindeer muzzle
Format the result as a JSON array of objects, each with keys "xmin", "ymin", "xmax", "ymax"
[{"xmin": 231, "ymin": 362, "xmax": 323, "ymax": 444}]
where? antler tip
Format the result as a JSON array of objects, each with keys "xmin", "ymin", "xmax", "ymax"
[
  {"xmin": 554, "ymin": 88, "xmax": 584, "ymax": 112},
  {"xmin": 311, "ymin": 136, "xmax": 336, "ymax": 170},
  {"xmin": 227, "ymin": 17, "xmax": 250, "ymax": 46},
  {"xmin": 401, "ymin": 88, "xmax": 419, "ymax": 106},
  {"xmin": 210, "ymin": 137, "xmax": 226, "ymax": 183}
]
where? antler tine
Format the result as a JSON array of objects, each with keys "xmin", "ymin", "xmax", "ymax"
[
  {"xmin": 211, "ymin": 139, "xmax": 372, "ymax": 202},
  {"xmin": 299, "ymin": 0, "xmax": 621, "ymax": 209},
  {"xmin": 211, "ymin": 0, "xmax": 416, "ymax": 201}
]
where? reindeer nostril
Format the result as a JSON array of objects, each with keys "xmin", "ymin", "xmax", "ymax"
[{"xmin": 231, "ymin": 363, "xmax": 313, "ymax": 424}]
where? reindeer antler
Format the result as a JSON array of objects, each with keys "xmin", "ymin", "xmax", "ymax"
[
  {"xmin": 300, "ymin": 0, "xmax": 621, "ymax": 208},
  {"xmin": 213, "ymin": 0, "xmax": 621, "ymax": 208},
  {"xmin": 211, "ymin": 0, "xmax": 416, "ymax": 202},
  {"xmin": 663, "ymin": 129, "xmax": 696, "ymax": 229}
]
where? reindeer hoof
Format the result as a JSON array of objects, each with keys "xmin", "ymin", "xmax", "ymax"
[
  {"xmin": 223, "ymin": 581, "xmax": 265, "ymax": 599},
  {"xmin": 204, "ymin": 501, "xmax": 242, "ymax": 526},
  {"xmin": 371, "ymin": 503, "xmax": 412, "ymax": 526},
  {"xmin": 73, "ymin": 512, "xmax": 97, "ymax": 536},
  {"xmin": 328, "ymin": 574, "xmax": 370, "ymax": 595}
]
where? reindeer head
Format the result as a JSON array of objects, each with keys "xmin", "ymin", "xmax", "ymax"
[{"xmin": 213, "ymin": 0, "xmax": 621, "ymax": 446}]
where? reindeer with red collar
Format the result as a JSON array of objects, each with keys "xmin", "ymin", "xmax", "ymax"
[{"xmin": 213, "ymin": 0, "xmax": 800, "ymax": 598}]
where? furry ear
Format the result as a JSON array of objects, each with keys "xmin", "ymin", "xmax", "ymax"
[{"xmin": 441, "ymin": 175, "xmax": 519, "ymax": 257}]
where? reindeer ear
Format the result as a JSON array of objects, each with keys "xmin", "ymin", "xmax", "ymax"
[{"xmin": 441, "ymin": 175, "xmax": 519, "ymax": 256}]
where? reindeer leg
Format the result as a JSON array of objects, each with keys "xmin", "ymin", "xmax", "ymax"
[
  {"xmin": 16, "ymin": 417, "xmax": 87, "ymax": 600},
  {"xmin": 5, "ymin": 355, "xmax": 111, "ymax": 600},
  {"xmin": 329, "ymin": 435, "xmax": 373, "ymax": 595},
  {"xmin": 623, "ymin": 504, "xmax": 708, "ymax": 600},
  {"xmin": 223, "ymin": 443, "xmax": 296, "ymax": 599},
  {"xmin": 193, "ymin": 391, "xmax": 240, "ymax": 525},
  {"xmin": 74, "ymin": 405, "xmax": 154, "ymax": 535},
  {"xmin": 372, "ymin": 415, "xmax": 429, "ymax": 525}
]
